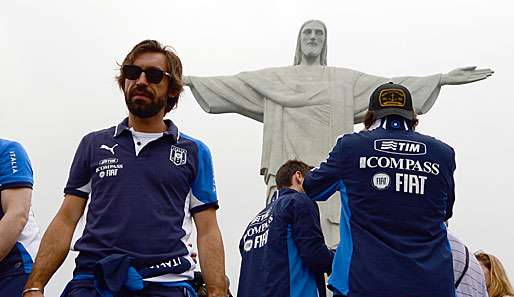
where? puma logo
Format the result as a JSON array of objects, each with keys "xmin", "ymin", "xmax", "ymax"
[{"xmin": 100, "ymin": 144, "xmax": 118, "ymax": 155}]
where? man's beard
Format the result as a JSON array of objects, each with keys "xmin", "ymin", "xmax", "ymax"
[{"xmin": 125, "ymin": 86, "xmax": 166, "ymax": 118}]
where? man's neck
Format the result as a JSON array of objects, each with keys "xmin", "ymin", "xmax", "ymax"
[
  {"xmin": 288, "ymin": 184, "xmax": 303, "ymax": 193},
  {"xmin": 128, "ymin": 113, "xmax": 167, "ymax": 133}
]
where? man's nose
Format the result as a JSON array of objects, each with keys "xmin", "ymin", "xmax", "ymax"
[{"xmin": 135, "ymin": 71, "xmax": 149, "ymax": 86}]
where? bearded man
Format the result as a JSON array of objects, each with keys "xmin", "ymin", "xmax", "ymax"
[{"xmin": 24, "ymin": 40, "xmax": 227, "ymax": 297}]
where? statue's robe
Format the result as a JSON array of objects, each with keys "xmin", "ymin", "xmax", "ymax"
[{"xmin": 188, "ymin": 65, "xmax": 441, "ymax": 247}]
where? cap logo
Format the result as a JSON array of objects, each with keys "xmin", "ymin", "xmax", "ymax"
[{"xmin": 379, "ymin": 89, "xmax": 406, "ymax": 107}]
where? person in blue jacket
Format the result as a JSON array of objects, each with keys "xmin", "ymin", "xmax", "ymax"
[
  {"xmin": 0, "ymin": 139, "xmax": 41, "ymax": 296},
  {"xmin": 238, "ymin": 160, "xmax": 334, "ymax": 297},
  {"xmin": 303, "ymin": 82, "xmax": 457, "ymax": 297}
]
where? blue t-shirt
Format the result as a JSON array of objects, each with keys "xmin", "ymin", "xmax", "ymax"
[
  {"xmin": 303, "ymin": 117, "xmax": 456, "ymax": 297},
  {"xmin": 238, "ymin": 188, "xmax": 333, "ymax": 297},
  {"xmin": 0, "ymin": 139, "xmax": 40, "ymax": 277},
  {"xmin": 0, "ymin": 139, "xmax": 33, "ymax": 191},
  {"xmin": 64, "ymin": 118, "xmax": 218, "ymax": 282}
]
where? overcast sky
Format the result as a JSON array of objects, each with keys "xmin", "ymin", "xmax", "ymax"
[{"xmin": 1, "ymin": 0, "xmax": 513, "ymax": 295}]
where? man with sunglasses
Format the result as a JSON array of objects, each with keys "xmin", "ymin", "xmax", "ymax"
[{"xmin": 24, "ymin": 40, "xmax": 227, "ymax": 297}]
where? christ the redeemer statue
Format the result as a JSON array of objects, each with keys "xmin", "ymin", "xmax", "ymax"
[{"xmin": 184, "ymin": 20, "xmax": 493, "ymax": 247}]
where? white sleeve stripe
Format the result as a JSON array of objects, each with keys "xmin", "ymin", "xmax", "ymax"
[
  {"xmin": 189, "ymin": 190, "xmax": 205, "ymax": 209},
  {"xmin": 76, "ymin": 179, "xmax": 92, "ymax": 193}
]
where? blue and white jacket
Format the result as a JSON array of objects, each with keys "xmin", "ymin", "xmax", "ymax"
[
  {"xmin": 303, "ymin": 116, "xmax": 456, "ymax": 297},
  {"xmin": 238, "ymin": 188, "xmax": 333, "ymax": 297}
]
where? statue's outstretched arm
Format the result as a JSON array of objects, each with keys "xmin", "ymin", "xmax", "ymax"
[
  {"xmin": 440, "ymin": 66, "xmax": 494, "ymax": 85},
  {"xmin": 184, "ymin": 74, "xmax": 265, "ymax": 122},
  {"xmin": 352, "ymin": 71, "xmax": 442, "ymax": 122}
]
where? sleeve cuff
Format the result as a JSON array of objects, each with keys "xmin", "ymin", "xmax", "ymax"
[
  {"xmin": 190, "ymin": 202, "xmax": 219, "ymax": 214},
  {"xmin": 64, "ymin": 188, "xmax": 90, "ymax": 199},
  {"xmin": 0, "ymin": 181, "xmax": 33, "ymax": 191}
]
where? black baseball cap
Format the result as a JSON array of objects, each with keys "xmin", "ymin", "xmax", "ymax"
[{"xmin": 368, "ymin": 82, "xmax": 414, "ymax": 120}]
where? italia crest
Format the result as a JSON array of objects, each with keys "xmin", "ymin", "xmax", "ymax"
[{"xmin": 170, "ymin": 145, "xmax": 187, "ymax": 166}]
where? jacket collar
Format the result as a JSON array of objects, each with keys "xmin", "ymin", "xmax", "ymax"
[
  {"xmin": 270, "ymin": 187, "xmax": 299, "ymax": 203},
  {"xmin": 368, "ymin": 116, "xmax": 412, "ymax": 131}
]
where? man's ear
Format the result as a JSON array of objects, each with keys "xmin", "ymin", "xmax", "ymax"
[
  {"xmin": 293, "ymin": 171, "xmax": 304, "ymax": 184},
  {"xmin": 298, "ymin": 172, "xmax": 305, "ymax": 185},
  {"xmin": 168, "ymin": 89, "xmax": 179, "ymax": 98}
]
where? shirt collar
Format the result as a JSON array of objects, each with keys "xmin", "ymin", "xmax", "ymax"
[
  {"xmin": 270, "ymin": 187, "xmax": 299, "ymax": 202},
  {"xmin": 113, "ymin": 117, "xmax": 179, "ymax": 142},
  {"xmin": 369, "ymin": 117, "xmax": 412, "ymax": 131}
]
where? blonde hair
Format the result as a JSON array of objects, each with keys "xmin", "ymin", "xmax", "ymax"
[{"xmin": 475, "ymin": 251, "xmax": 514, "ymax": 297}]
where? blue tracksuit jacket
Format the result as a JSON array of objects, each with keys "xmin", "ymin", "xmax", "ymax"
[
  {"xmin": 303, "ymin": 117, "xmax": 456, "ymax": 297},
  {"xmin": 238, "ymin": 188, "xmax": 334, "ymax": 297}
]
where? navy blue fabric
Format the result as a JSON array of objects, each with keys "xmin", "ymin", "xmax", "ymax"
[
  {"xmin": 303, "ymin": 117, "xmax": 456, "ymax": 297},
  {"xmin": 0, "ymin": 272, "xmax": 29, "ymax": 296},
  {"xmin": 93, "ymin": 254, "xmax": 143, "ymax": 293},
  {"xmin": 0, "ymin": 244, "xmax": 26, "ymax": 277},
  {"xmin": 60, "ymin": 255, "xmax": 196, "ymax": 297},
  {"xmin": 61, "ymin": 279, "xmax": 190, "ymax": 297},
  {"xmin": 64, "ymin": 118, "xmax": 218, "ymax": 277},
  {"xmin": 238, "ymin": 188, "xmax": 333, "ymax": 297},
  {"xmin": 0, "ymin": 139, "xmax": 34, "ymax": 276}
]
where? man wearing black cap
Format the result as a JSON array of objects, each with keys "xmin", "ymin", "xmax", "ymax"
[{"xmin": 303, "ymin": 82, "xmax": 457, "ymax": 297}]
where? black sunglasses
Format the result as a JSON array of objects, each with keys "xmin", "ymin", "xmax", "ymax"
[{"xmin": 122, "ymin": 64, "xmax": 171, "ymax": 84}]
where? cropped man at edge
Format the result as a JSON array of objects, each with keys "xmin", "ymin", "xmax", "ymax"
[
  {"xmin": 238, "ymin": 160, "xmax": 334, "ymax": 297},
  {"xmin": 23, "ymin": 40, "xmax": 227, "ymax": 297},
  {"xmin": 303, "ymin": 82, "xmax": 456, "ymax": 297},
  {"xmin": 0, "ymin": 139, "xmax": 41, "ymax": 296}
]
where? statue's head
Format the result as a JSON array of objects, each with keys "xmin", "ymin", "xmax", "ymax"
[{"xmin": 294, "ymin": 20, "xmax": 327, "ymax": 66}]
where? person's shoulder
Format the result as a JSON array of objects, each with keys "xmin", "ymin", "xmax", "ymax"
[
  {"xmin": 335, "ymin": 131, "xmax": 370, "ymax": 148},
  {"xmin": 413, "ymin": 131, "xmax": 455, "ymax": 155},
  {"xmin": 0, "ymin": 138, "xmax": 25, "ymax": 153},
  {"xmin": 178, "ymin": 132, "xmax": 204, "ymax": 144},
  {"xmin": 178, "ymin": 132, "xmax": 212, "ymax": 152},
  {"xmin": 287, "ymin": 191, "xmax": 317, "ymax": 208},
  {"xmin": 336, "ymin": 132, "xmax": 359, "ymax": 142},
  {"xmin": 0, "ymin": 138, "xmax": 14, "ymax": 148},
  {"xmin": 79, "ymin": 126, "xmax": 118, "ymax": 143},
  {"xmin": 85, "ymin": 126, "xmax": 117, "ymax": 138},
  {"xmin": 0, "ymin": 140, "xmax": 31, "ymax": 166},
  {"xmin": 274, "ymin": 192, "xmax": 315, "ymax": 217}
]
